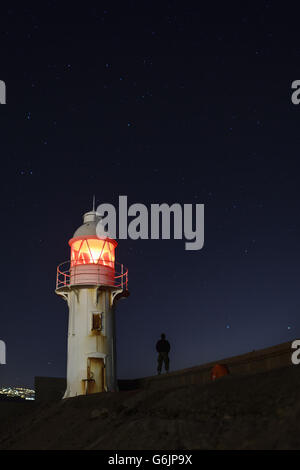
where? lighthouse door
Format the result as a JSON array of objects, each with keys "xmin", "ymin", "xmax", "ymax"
[{"xmin": 87, "ymin": 358, "xmax": 105, "ymax": 394}]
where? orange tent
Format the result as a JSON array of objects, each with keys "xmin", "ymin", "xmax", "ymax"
[{"xmin": 211, "ymin": 363, "xmax": 230, "ymax": 381}]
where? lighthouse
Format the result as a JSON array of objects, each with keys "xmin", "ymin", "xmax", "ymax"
[{"xmin": 55, "ymin": 208, "xmax": 129, "ymax": 398}]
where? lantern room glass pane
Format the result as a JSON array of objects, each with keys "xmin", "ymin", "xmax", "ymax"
[{"xmin": 70, "ymin": 238, "xmax": 115, "ymax": 268}]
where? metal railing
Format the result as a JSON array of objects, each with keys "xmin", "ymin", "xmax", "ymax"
[{"xmin": 56, "ymin": 260, "xmax": 128, "ymax": 291}]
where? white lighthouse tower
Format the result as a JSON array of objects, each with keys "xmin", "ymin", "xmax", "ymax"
[{"xmin": 55, "ymin": 208, "xmax": 129, "ymax": 398}]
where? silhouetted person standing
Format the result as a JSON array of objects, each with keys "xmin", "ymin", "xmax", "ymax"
[{"xmin": 156, "ymin": 333, "xmax": 170, "ymax": 374}]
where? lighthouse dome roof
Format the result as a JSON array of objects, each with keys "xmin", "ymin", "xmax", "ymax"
[{"xmin": 72, "ymin": 211, "xmax": 112, "ymax": 239}]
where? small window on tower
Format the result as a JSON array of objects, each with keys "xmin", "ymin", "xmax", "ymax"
[{"xmin": 92, "ymin": 313, "xmax": 102, "ymax": 331}]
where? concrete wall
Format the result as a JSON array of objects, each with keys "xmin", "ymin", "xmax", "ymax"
[
  {"xmin": 118, "ymin": 340, "xmax": 294, "ymax": 391},
  {"xmin": 35, "ymin": 376, "xmax": 66, "ymax": 402}
]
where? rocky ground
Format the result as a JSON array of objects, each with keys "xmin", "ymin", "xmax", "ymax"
[{"xmin": 0, "ymin": 365, "xmax": 300, "ymax": 450}]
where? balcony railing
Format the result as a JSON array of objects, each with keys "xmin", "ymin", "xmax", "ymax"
[{"xmin": 56, "ymin": 260, "xmax": 128, "ymax": 291}]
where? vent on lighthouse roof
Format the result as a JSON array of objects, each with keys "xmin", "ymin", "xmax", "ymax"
[{"xmin": 72, "ymin": 210, "xmax": 112, "ymax": 239}]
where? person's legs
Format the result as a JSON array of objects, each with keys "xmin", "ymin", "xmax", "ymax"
[
  {"xmin": 157, "ymin": 352, "xmax": 163, "ymax": 374},
  {"xmin": 163, "ymin": 352, "xmax": 169, "ymax": 372}
]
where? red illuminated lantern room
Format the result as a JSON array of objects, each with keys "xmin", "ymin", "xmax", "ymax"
[
  {"xmin": 56, "ymin": 209, "xmax": 128, "ymax": 290},
  {"xmin": 69, "ymin": 214, "xmax": 117, "ymax": 270}
]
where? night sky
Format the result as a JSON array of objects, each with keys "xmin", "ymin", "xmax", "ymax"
[{"xmin": 1, "ymin": 2, "xmax": 300, "ymax": 388}]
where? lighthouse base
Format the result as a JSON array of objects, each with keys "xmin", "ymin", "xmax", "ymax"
[{"xmin": 63, "ymin": 354, "xmax": 108, "ymax": 399}]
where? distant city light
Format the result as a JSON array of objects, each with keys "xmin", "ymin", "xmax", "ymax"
[{"xmin": 0, "ymin": 387, "xmax": 35, "ymax": 400}]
